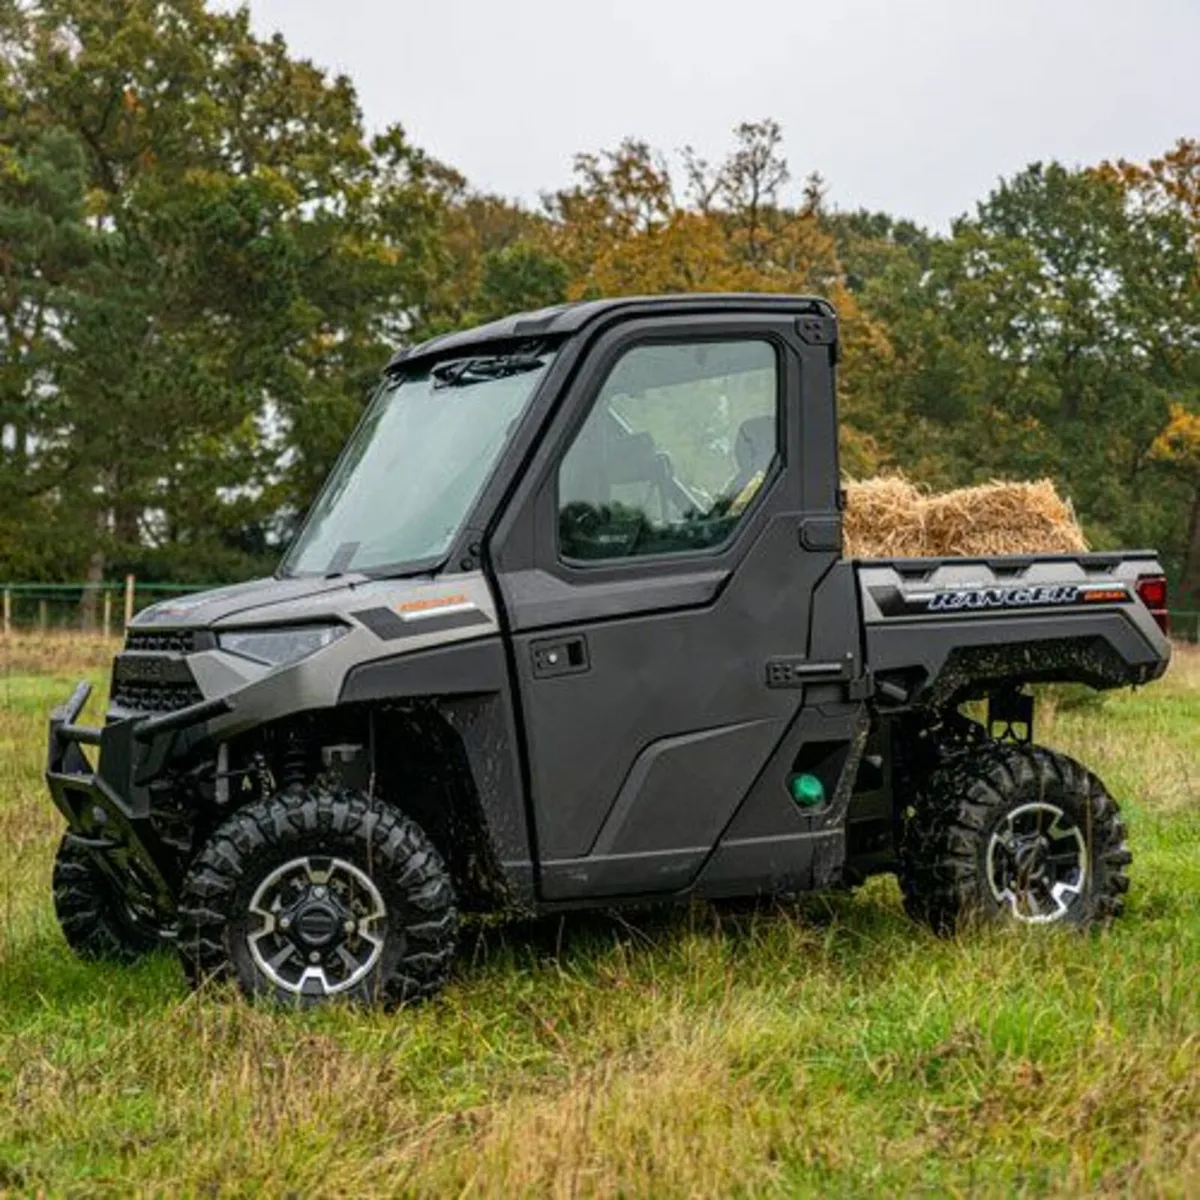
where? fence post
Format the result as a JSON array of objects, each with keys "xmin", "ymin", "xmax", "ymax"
[
  {"xmin": 2, "ymin": 588, "xmax": 9, "ymax": 637},
  {"xmin": 38, "ymin": 598, "xmax": 48, "ymax": 631},
  {"xmin": 123, "ymin": 575, "xmax": 135, "ymax": 629},
  {"xmin": 103, "ymin": 589, "xmax": 113, "ymax": 640}
]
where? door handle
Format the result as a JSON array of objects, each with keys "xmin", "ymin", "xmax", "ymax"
[{"xmin": 531, "ymin": 635, "xmax": 590, "ymax": 678}]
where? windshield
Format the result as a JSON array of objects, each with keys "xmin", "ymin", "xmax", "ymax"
[{"xmin": 281, "ymin": 348, "xmax": 555, "ymax": 577}]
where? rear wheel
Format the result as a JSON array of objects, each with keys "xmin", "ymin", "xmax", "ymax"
[
  {"xmin": 176, "ymin": 786, "xmax": 457, "ymax": 1006},
  {"xmin": 900, "ymin": 743, "xmax": 1131, "ymax": 933},
  {"xmin": 52, "ymin": 836, "xmax": 164, "ymax": 962}
]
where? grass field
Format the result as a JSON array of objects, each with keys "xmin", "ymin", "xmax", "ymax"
[{"xmin": 0, "ymin": 635, "xmax": 1197, "ymax": 1196}]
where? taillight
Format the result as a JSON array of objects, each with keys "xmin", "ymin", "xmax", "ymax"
[{"xmin": 1135, "ymin": 574, "xmax": 1169, "ymax": 634}]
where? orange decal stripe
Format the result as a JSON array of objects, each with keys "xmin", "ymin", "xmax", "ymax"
[
  {"xmin": 1081, "ymin": 588, "xmax": 1128, "ymax": 604},
  {"xmin": 397, "ymin": 593, "xmax": 470, "ymax": 614}
]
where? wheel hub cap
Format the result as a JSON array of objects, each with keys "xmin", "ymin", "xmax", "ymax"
[
  {"xmin": 247, "ymin": 856, "xmax": 387, "ymax": 996},
  {"xmin": 1014, "ymin": 838, "xmax": 1048, "ymax": 877},
  {"xmin": 292, "ymin": 900, "xmax": 342, "ymax": 949},
  {"xmin": 986, "ymin": 802, "xmax": 1088, "ymax": 924}
]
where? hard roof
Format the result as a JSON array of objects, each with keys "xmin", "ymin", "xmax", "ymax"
[{"xmin": 386, "ymin": 292, "xmax": 835, "ymax": 370}]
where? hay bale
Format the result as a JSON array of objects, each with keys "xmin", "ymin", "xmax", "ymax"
[
  {"xmin": 843, "ymin": 476, "xmax": 928, "ymax": 557},
  {"xmin": 843, "ymin": 475, "xmax": 1088, "ymax": 559},
  {"xmin": 923, "ymin": 479, "xmax": 1088, "ymax": 557}
]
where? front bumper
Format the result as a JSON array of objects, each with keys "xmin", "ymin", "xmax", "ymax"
[{"xmin": 46, "ymin": 681, "xmax": 231, "ymax": 917}]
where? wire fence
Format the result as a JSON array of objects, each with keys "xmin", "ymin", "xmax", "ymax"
[
  {"xmin": 1, "ymin": 579, "xmax": 1198, "ymax": 644},
  {"xmin": 0, "ymin": 579, "xmax": 218, "ymax": 637}
]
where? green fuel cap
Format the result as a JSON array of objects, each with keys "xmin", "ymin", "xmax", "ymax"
[{"xmin": 789, "ymin": 773, "xmax": 826, "ymax": 807}]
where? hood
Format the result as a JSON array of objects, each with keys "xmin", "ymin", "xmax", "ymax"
[{"xmin": 132, "ymin": 575, "xmax": 373, "ymax": 629}]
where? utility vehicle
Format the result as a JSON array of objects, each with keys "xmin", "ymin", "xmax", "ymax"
[{"xmin": 46, "ymin": 294, "xmax": 1172, "ymax": 1005}]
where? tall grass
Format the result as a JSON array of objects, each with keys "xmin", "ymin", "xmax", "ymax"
[{"xmin": 1, "ymin": 634, "xmax": 1197, "ymax": 1195}]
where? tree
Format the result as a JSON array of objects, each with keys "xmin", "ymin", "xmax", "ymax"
[
  {"xmin": 0, "ymin": 125, "xmax": 95, "ymax": 579},
  {"xmin": 3, "ymin": 8, "xmax": 1195, "ymax": 610},
  {"xmin": 1103, "ymin": 138, "xmax": 1199, "ymax": 252},
  {"xmin": 1102, "ymin": 139, "xmax": 1200, "ymax": 601},
  {"xmin": 540, "ymin": 123, "xmax": 895, "ymax": 476},
  {"xmin": 712, "ymin": 118, "xmax": 789, "ymax": 263},
  {"xmin": 823, "ymin": 208, "xmax": 934, "ymax": 294},
  {"xmin": 474, "ymin": 241, "xmax": 568, "ymax": 322},
  {"xmin": 1, "ymin": 0, "xmax": 449, "ymax": 582},
  {"xmin": 1148, "ymin": 405, "xmax": 1200, "ymax": 604},
  {"xmin": 861, "ymin": 160, "xmax": 1200, "ymax": 591},
  {"xmin": 416, "ymin": 176, "xmax": 566, "ymax": 334}
]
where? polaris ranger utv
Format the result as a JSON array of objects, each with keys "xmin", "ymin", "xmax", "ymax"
[{"xmin": 46, "ymin": 294, "xmax": 1172, "ymax": 1006}]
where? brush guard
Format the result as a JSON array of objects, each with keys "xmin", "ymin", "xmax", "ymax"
[{"xmin": 46, "ymin": 682, "xmax": 232, "ymax": 919}]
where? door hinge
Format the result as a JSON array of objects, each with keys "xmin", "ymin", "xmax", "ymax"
[
  {"xmin": 796, "ymin": 314, "xmax": 838, "ymax": 346},
  {"xmin": 765, "ymin": 655, "xmax": 872, "ymax": 700},
  {"xmin": 799, "ymin": 516, "xmax": 843, "ymax": 552}
]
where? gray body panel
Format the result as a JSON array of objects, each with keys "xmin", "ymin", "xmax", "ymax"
[
  {"xmin": 856, "ymin": 553, "xmax": 1171, "ymax": 705},
  {"xmin": 131, "ymin": 573, "xmax": 502, "ymax": 730}
]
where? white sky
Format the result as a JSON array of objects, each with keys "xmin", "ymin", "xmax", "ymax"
[{"xmin": 226, "ymin": 0, "xmax": 1198, "ymax": 229}]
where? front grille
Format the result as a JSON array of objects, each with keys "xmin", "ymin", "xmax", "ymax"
[
  {"xmin": 124, "ymin": 628, "xmax": 200, "ymax": 655},
  {"xmin": 110, "ymin": 633, "xmax": 206, "ymax": 714},
  {"xmin": 110, "ymin": 678, "xmax": 205, "ymax": 714}
]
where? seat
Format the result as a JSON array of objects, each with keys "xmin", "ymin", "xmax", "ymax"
[
  {"xmin": 733, "ymin": 415, "xmax": 776, "ymax": 484},
  {"xmin": 723, "ymin": 415, "xmax": 777, "ymax": 514}
]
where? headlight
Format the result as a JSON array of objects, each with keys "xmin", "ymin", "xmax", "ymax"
[{"xmin": 217, "ymin": 624, "xmax": 347, "ymax": 667}]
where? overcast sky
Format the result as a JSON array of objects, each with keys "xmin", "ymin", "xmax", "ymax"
[{"xmin": 228, "ymin": 0, "xmax": 1198, "ymax": 230}]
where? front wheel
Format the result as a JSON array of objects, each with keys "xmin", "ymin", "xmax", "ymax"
[
  {"xmin": 52, "ymin": 836, "xmax": 165, "ymax": 962},
  {"xmin": 900, "ymin": 743, "xmax": 1131, "ymax": 934},
  {"xmin": 176, "ymin": 787, "xmax": 457, "ymax": 1006}
]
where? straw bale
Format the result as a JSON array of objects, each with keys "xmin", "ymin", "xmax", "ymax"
[
  {"xmin": 843, "ymin": 475, "xmax": 1088, "ymax": 559},
  {"xmin": 842, "ymin": 476, "xmax": 928, "ymax": 558}
]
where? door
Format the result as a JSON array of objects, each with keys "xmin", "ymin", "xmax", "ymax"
[{"xmin": 489, "ymin": 313, "xmax": 843, "ymax": 900}]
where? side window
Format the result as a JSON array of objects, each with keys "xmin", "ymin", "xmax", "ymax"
[{"xmin": 558, "ymin": 339, "xmax": 779, "ymax": 562}]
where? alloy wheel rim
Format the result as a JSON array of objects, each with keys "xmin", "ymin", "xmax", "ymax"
[
  {"xmin": 985, "ymin": 801, "xmax": 1088, "ymax": 924},
  {"xmin": 247, "ymin": 855, "xmax": 387, "ymax": 995}
]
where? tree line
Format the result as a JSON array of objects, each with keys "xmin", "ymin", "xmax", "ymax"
[{"xmin": 2, "ymin": 1, "xmax": 1198, "ymax": 602}]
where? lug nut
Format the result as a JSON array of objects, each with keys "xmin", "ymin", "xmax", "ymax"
[
  {"xmin": 309, "ymin": 951, "xmax": 321, "ymax": 963},
  {"xmin": 280, "ymin": 915, "xmax": 291, "ymax": 930},
  {"xmin": 344, "ymin": 919, "xmax": 356, "ymax": 934},
  {"xmin": 313, "ymin": 886, "xmax": 326, "ymax": 898}
]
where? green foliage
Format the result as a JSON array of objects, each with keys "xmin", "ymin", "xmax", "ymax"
[
  {"xmin": 475, "ymin": 240, "xmax": 569, "ymax": 323},
  {"xmin": 824, "ymin": 207, "xmax": 935, "ymax": 292},
  {"xmin": 853, "ymin": 162, "xmax": 1200, "ymax": 597},
  {"xmin": 0, "ymin": 3, "xmax": 1195, "ymax": 599},
  {"xmin": 0, "ymin": 126, "xmax": 91, "ymax": 575},
  {"xmin": 1, "ymin": 0, "xmax": 450, "ymax": 581}
]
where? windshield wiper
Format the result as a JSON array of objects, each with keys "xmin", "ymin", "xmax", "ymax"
[
  {"xmin": 323, "ymin": 541, "xmax": 360, "ymax": 578},
  {"xmin": 431, "ymin": 354, "xmax": 546, "ymax": 390}
]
